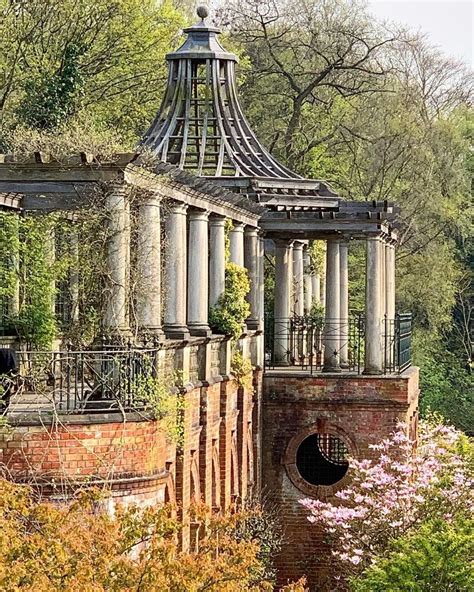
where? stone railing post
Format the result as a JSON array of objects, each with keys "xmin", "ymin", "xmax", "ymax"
[
  {"xmin": 187, "ymin": 208, "xmax": 211, "ymax": 336},
  {"xmin": 323, "ymin": 239, "xmax": 341, "ymax": 372},
  {"xmin": 164, "ymin": 201, "xmax": 189, "ymax": 340},
  {"xmin": 104, "ymin": 183, "xmax": 130, "ymax": 335},
  {"xmin": 136, "ymin": 193, "xmax": 163, "ymax": 337}
]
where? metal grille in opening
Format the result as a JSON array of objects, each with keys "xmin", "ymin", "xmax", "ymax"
[{"xmin": 296, "ymin": 433, "xmax": 349, "ymax": 486}]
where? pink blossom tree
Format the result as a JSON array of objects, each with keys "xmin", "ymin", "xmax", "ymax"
[{"xmin": 300, "ymin": 419, "xmax": 474, "ymax": 588}]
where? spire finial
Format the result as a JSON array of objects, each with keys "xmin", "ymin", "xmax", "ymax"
[{"xmin": 196, "ymin": 5, "xmax": 209, "ymax": 21}]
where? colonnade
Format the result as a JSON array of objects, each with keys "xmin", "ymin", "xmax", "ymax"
[
  {"xmin": 273, "ymin": 237, "xmax": 396, "ymax": 374},
  {"xmin": 104, "ymin": 188, "xmax": 264, "ymax": 340}
]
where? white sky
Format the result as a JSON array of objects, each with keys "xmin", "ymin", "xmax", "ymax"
[{"xmin": 368, "ymin": 0, "xmax": 473, "ymax": 66}]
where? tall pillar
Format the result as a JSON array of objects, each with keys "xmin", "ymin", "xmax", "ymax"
[
  {"xmin": 380, "ymin": 240, "xmax": 386, "ymax": 319},
  {"xmin": 164, "ymin": 201, "xmax": 189, "ymax": 340},
  {"xmin": 364, "ymin": 237, "xmax": 383, "ymax": 374},
  {"xmin": 303, "ymin": 245, "xmax": 312, "ymax": 314},
  {"xmin": 244, "ymin": 226, "xmax": 260, "ymax": 330},
  {"xmin": 320, "ymin": 242, "xmax": 327, "ymax": 307},
  {"xmin": 311, "ymin": 273, "xmax": 320, "ymax": 307},
  {"xmin": 292, "ymin": 241, "xmax": 304, "ymax": 316},
  {"xmin": 69, "ymin": 227, "xmax": 80, "ymax": 324},
  {"xmin": 385, "ymin": 243, "xmax": 396, "ymax": 321},
  {"xmin": 258, "ymin": 234, "xmax": 265, "ymax": 325},
  {"xmin": 187, "ymin": 209, "xmax": 211, "ymax": 336},
  {"xmin": 323, "ymin": 239, "xmax": 341, "ymax": 372},
  {"xmin": 137, "ymin": 193, "xmax": 163, "ymax": 336},
  {"xmin": 273, "ymin": 240, "xmax": 292, "ymax": 364},
  {"xmin": 339, "ymin": 241, "xmax": 349, "ymax": 368},
  {"xmin": 9, "ymin": 215, "xmax": 20, "ymax": 318},
  {"xmin": 209, "ymin": 215, "xmax": 226, "ymax": 308},
  {"xmin": 104, "ymin": 184, "xmax": 130, "ymax": 334},
  {"xmin": 229, "ymin": 221, "xmax": 244, "ymax": 266}
]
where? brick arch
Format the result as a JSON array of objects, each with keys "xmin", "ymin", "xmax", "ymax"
[
  {"xmin": 284, "ymin": 421, "xmax": 358, "ymax": 498},
  {"xmin": 230, "ymin": 430, "xmax": 239, "ymax": 501},
  {"xmin": 190, "ymin": 451, "xmax": 201, "ymax": 503}
]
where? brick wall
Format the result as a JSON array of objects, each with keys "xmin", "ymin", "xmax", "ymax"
[{"xmin": 262, "ymin": 367, "xmax": 419, "ymax": 590}]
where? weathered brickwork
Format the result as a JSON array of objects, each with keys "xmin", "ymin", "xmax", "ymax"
[{"xmin": 262, "ymin": 367, "xmax": 419, "ymax": 591}]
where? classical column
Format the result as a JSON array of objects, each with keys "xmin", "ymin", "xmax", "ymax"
[
  {"xmin": 229, "ymin": 221, "xmax": 244, "ymax": 266},
  {"xmin": 104, "ymin": 184, "xmax": 130, "ymax": 334},
  {"xmin": 136, "ymin": 193, "xmax": 163, "ymax": 336},
  {"xmin": 258, "ymin": 234, "xmax": 265, "ymax": 325},
  {"xmin": 273, "ymin": 240, "xmax": 292, "ymax": 364},
  {"xmin": 385, "ymin": 243, "xmax": 396, "ymax": 321},
  {"xmin": 187, "ymin": 209, "xmax": 211, "ymax": 336},
  {"xmin": 320, "ymin": 241, "xmax": 327, "ymax": 307},
  {"xmin": 323, "ymin": 239, "xmax": 341, "ymax": 372},
  {"xmin": 364, "ymin": 237, "xmax": 383, "ymax": 374},
  {"xmin": 244, "ymin": 226, "xmax": 260, "ymax": 330},
  {"xmin": 339, "ymin": 241, "xmax": 349, "ymax": 368},
  {"xmin": 311, "ymin": 273, "xmax": 320, "ymax": 306},
  {"xmin": 9, "ymin": 215, "xmax": 20, "ymax": 318},
  {"xmin": 69, "ymin": 227, "xmax": 80, "ymax": 324},
  {"xmin": 380, "ymin": 240, "xmax": 386, "ymax": 319},
  {"xmin": 303, "ymin": 244, "xmax": 313, "ymax": 314},
  {"xmin": 164, "ymin": 201, "xmax": 189, "ymax": 340},
  {"xmin": 209, "ymin": 215, "xmax": 226, "ymax": 308},
  {"xmin": 292, "ymin": 241, "xmax": 304, "ymax": 316}
]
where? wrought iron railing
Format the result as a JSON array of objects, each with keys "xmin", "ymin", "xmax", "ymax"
[
  {"xmin": 2, "ymin": 347, "xmax": 161, "ymax": 415},
  {"xmin": 265, "ymin": 313, "xmax": 412, "ymax": 375}
]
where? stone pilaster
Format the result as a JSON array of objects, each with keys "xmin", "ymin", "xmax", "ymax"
[
  {"xmin": 244, "ymin": 226, "xmax": 260, "ymax": 330},
  {"xmin": 164, "ymin": 201, "xmax": 189, "ymax": 340},
  {"xmin": 229, "ymin": 221, "xmax": 244, "ymax": 266},
  {"xmin": 209, "ymin": 215, "xmax": 226, "ymax": 308},
  {"xmin": 136, "ymin": 193, "xmax": 163, "ymax": 337},
  {"xmin": 323, "ymin": 239, "xmax": 341, "ymax": 372},
  {"xmin": 187, "ymin": 209, "xmax": 211, "ymax": 336},
  {"xmin": 104, "ymin": 184, "xmax": 130, "ymax": 335},
  {"xmin": 364, "ymin": 237, "xmax": 383, "ymax": 374}
]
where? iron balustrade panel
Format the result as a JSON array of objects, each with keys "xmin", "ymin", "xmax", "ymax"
[
  {"xmin": 264, "ymin": 313, "xmax": 412, "ymax": 375},
  {"xmin": 8, "ymin": 348, "xmax": 160, "ymax": 414}
]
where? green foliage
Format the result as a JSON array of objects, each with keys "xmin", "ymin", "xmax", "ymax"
[
  {"xmin": 351, "ymin": 516, "xmax": 474, "ymax": 592},
  {"xmin": 231, "ymin": 349, "xmax": 253, "ymax": 391},
  {"xmin": 308, "ymin": 240, "xmax": 325, "ymax": 276},
  {"xmin": 308, "ymin": 301, "xmax": 325, "ymax": 326},
  {"xmin": 209, "ymin": 263, "xmax": 250, "ymax": 340}
]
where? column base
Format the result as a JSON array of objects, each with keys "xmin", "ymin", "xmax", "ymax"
[
  {"xmin": 362, "ymin": 367, "xmax": 384, "ymax": 376},
  {"xmin": 322, "ymin": 364, "xmax": 341, "ymax": 373},
  {"xmin": 188, "ymin": 324, "xmax": 212, "ymax": 337},
  {"xmin": 164, "ymin": 325, "xmax": 190, "ymax": 340},
  {"xmin": 138, "ymin": 327, "xmax": 165, "ymax": 343}
]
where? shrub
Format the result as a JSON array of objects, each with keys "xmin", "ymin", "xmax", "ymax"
[{"xmin": 209, "ymin": 262, "xmax": 250, "ymax": 340}]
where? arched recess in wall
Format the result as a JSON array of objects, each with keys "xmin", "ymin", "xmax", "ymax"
[
  {"xmin": 190, "ymin": 450, "xmax": 201, "ymax": 503},
  {"xmin": 230, "ymin": 430, "xmax": 240, "ymax": 501},
  {"xmin": 211, "ymin": 439, "xmax": 221, "ymax": 510},
  {"xmin": 284, "ymin": 421, "xmax": 358, "ymax": 498},
  {"xmin": 164, "ymin": 461, "xmax": 176, "ymax": 506},
  {"xmin": 247, "ymin": 421, "xmax": 254, "ymax": 494}
]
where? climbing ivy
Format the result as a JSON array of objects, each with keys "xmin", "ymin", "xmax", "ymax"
[{"xmin": 209, "ymin": 262, "xmax": 250, "ymax": 340}]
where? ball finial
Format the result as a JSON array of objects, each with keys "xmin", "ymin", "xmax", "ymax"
[{"xmin": 197, "ymin": 5, "xmax": 209, "ymax": 20}]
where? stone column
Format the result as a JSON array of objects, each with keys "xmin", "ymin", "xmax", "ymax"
[
  {"xmin": 380, "ymin": 240, "xmax": 386, "ymax": 319},
  {"xmin": 385, "ymin": 243, "xmax": 396, "ymax": 321},
  {"xmin": 258, "ymin": 234, "xmax": 265, "ymax": 325},
  {"xmin": 273, "ymin": 240, "xmax": 292, "ymax": 364},
  {"xmin": 303, "ymin": 245, "xmax": 312, "ymax": 314},
  {"xmin": 229, "ymin": 221, "xmax": 244, "ymax": 266},
  {"xmin": 9, "ymin": 215, "xmax": 20, "ymax": 317},
  {"xmin": 311, "ymin": 273, "xmax": 320, "ymax": 306},
  {"xmin": 69, "ymin": 227, "xmax": 80, "ymax": 324},
  {"xmin": 137, "ymin": 193, "xmax": 163, "ymax": 336},
  {"xmin": 164, "ymin": 201, "xmax": 189, "ymax": 340},
  {"xmin": 244, "ymin": 226, "xmax": 260, "ymax": 330},
  {"xmin": 104, "ymin": 184, "xmax": 130, "ymax": 334},
  {"xmin": 292, "ymin": 241, "xmax": 304, "ymax": 316},
  {"xmin": 339, "ymin": 241, "xmax": 349, "ymax": 368},
  {"xmin": 323, "ymin": 239, "xmax": 341, "ymax": 372},
  {"xmin": 209, "ymin": 215, "xmax": 226, "ymax": 308},
  {"xmin": 320, "ymin": 241, "xmax": 327, "ymax": 307},
  {"xmin": 187, "ymin": 209, "xmax": 211, "ymax": 336},
  {"xmin": 364, "ymin": 237, "xmax": 383, "ymax": 374}
]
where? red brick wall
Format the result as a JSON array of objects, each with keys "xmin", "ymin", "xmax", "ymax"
[{"xmin": 262, "ymin": 367, "xmax": 419, "ymax": 590}]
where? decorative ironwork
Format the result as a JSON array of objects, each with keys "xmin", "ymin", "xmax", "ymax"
[
  {"xmin": 265, "ymin": 312, "xmax": 412, "ymax": 375},
  {"xmin": 296, "ymin": 433, "xmax": 349, "ymax": 486}
]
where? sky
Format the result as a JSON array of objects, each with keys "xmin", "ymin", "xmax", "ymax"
[{"xmin": 368, "ymin": 0, "xmax": 473, "ymax": 66}]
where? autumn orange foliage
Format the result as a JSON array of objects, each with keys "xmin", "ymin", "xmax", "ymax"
[{"xmin": 0, "ymin": 479, "xmax": 306, "ymax": 591}]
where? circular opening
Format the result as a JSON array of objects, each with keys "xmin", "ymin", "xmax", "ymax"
[{"xmin": 296, "ymin": 433, "xmax": 349, "ymax": 486}]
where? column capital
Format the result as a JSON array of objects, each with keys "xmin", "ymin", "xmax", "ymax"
[
  {"xmin": 169, "ymin": 200, "xmax": 188, "ymax": 214},
  {"xmin": 274, "ymin": 238, "xmax": 293, "ymax": 248},
  {"xmin": 244, "ymin": 225, "xmax": 259, "ymax": 238},
  {"xmin": 209, "ymin": 213, "xmax": 226, "ymax": 226},
  {"xmin": 292, "ymin": 240, "xmax": 304, "ymax": 251},
  {"xmin": 230, "ymin": 220, "xmax": 245, "ymax": 232},
  {"xmin": 137, "ymin": 191, "xmax": 162, "ymax": 208},
  {"xmin": 188, "ymin": 208, "xmax": 209, "ymax": 222}
]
